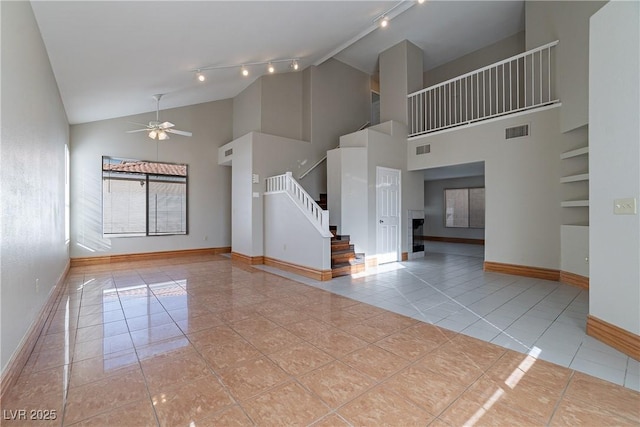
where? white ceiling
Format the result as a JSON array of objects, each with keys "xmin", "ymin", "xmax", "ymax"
[{"xmin": 31, "ymin": 1, "xmax": 524, "ymax": 125}]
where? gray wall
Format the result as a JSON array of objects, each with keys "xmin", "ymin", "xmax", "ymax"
[
  {"xmin": 230, "ymin": 58, "xmax": 370, "ymax": 200},
  {"xmin": 303, "ymin": 59, "xmax": 371, "ymax": 198},
  {"xmin": 70, "ymin": 100, "xmax": 233, "ymax": 258},
  {"xmin": 424, "ymin": 176, "xmax": 486, "ymax": 240},
  {"xmin": 424, "ymin": 31, "xmax": 525, "ymax": 87},
  {"xmin": 261, "ymin": 72, "xmax": 303, "ymax": 141},
  {"xmin": 233, "ymin": 79, "xmax": 262, "ymax": 140},
  {"xmin": 589, "ymin": 1, "xmax": 640, "ymax": 335},
  {"xmin": 380, "ymin": 40, "xmax": 423, "ymax": 125},
  {"xmin": 525, "ymin": 0, "xmax": 607, "ymax": 133},
  {"xmin": 1, "ymin": 2, "xmax": 70, "ymax": 372}
]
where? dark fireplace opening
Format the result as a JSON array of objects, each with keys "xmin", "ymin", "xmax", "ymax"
[{"xmin": 412, "ymin": 218, "xmax": 424, "ymax": 253}]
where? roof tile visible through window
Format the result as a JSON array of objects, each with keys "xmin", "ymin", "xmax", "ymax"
[{"xmin": 102, "ymin": 160, "xmax": 186, "ymax": 177}]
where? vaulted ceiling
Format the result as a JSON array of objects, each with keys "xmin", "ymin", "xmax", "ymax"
[{"xmin": 31, "ymin": 1, "xmax": 524, "ymax": 125}]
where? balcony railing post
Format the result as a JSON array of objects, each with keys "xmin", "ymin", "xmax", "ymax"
[{"xmin": 407, "ymin": 41, "xmax": 558, "ymax": 138}]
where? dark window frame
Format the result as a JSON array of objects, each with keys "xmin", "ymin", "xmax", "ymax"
[{"xmin": 102, "ymin": 156, "xmax": 189, "ymax": 237}]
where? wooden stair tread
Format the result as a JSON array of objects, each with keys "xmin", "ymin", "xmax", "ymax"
[{"xmin": 328, "ymin": 225, "xmax": 365, "ymax": 278}]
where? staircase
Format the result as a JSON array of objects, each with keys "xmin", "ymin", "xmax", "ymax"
[
  {"xmin": 329, "ymin": 226, "xmax": 365, "ymax": 278},
  {"xmin": 312, "ymin": 193, "xmax": 365, "ymax": 278}
]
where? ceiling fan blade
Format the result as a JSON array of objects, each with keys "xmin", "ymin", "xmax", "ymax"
[
  {"xmin": 159, "ymin": 121, "xmax": 175, "ymax": 129},
  {"xmin": 166, "ymin": 129, "xmax": 192, "ymax": 137},
  {"xmin": 127, "ymin": 121, "xmax": 152, "ymax": 128},
  {"xmin": 126, "ymin": 129, "xmax": 149, "ymax": 133}
]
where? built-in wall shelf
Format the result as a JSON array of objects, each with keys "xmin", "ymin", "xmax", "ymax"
[
  {"xmin": 561, "ymin": 200, "xmax": 590, "ymax": 208},
  {"xmin": 561, "ymin": 146, "xmax": 589, "ymax": 159},
  {"xmin": 560, "ymin": 173, "xmax": 589, "ymax": 183}
]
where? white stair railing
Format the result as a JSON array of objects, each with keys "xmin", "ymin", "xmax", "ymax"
[
  {"xmin": 265, "ymin": 172, "xmax": 331, "ymax": 237},
  {"xmin": 408, "ymin": 40, "xmax": 559, "ymax": 138}
]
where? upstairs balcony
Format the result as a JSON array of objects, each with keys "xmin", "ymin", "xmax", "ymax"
[{"xmin": 408, "ymin": 41, "xmax": 559, "ymax": 138}]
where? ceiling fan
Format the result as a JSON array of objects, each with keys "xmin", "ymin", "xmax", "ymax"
[{"xmin": 127, "ymin": 94, "xmax": 192, "ymax": 140}]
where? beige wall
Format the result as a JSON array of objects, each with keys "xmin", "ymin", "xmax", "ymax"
[
  {"xmin": 70, "ymin": 100, "xmax": 233, "ymax": 258},
  {"xmin": 424, "ymin": 31, "xmax": 525, "ymax": 87},
  {"xmin": 0, "ymin": 2, "xmax": 70, "ymax": 372},
  {"xmin": 525, "ymin": 0, "xmax": 607, "ymax": 133}
]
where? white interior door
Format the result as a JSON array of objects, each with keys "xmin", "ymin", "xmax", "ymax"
[{"xmin": 376, "ymin": 167, "xmax": 401, "ymax": 264}]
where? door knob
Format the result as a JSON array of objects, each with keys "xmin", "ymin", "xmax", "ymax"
[{"xmin": 379, "ymin": 220, "xmax": 384, "ymax": 224}]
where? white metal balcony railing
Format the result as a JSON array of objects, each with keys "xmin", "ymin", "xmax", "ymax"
[
  {"xmin": 265, "ymin": 172, "xmax": 331, "ymax": 236},
  {"xmin": 408, "ymin": 41, "xmax": 559, "ymax": 138}
]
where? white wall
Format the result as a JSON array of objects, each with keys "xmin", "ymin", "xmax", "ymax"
[
  {"xmin": 264, "ymin": 192, "xmax": 331, "ymax": 270},
  {"xmin": 331, "ymin": 123, "xmax": 424, "ymax": 259},
  {"xmin": 525, "ymin": 0, "xmax": 607, "ymax": 133},
  {"xmin": 589, "ymin": 0, "xmax": 640, "ymax": 335},
  {"xmin": 408, "ymin": 107, "xmax": 585, "ymax": 270},
  {"xmin": 70, "ymin": 100, "xmax": 233, "ymax": 258},
  {"xmin": 424, "ymin": 176, "xmax": 486, "ymax": 240},
  {"xmin": 0, "ymin": 2, "xmax": 70, "ymax": 372},
  {"xmin": 220, "ymin": 132, "xmax": 314, "ymax": 258}
]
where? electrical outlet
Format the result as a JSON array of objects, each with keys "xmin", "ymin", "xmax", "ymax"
[{"xmin": 614, "ymin": 198, "xmax": 637, "ymax": 215}]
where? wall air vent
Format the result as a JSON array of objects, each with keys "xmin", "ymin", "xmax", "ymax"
[
  {"xmin": 416, "ymin": 144, "xmax": 431, "ymax": 155},
  {"xmin": 505, "ymin": 124, "xmax": 530, "ymax": 139},
  {"xmin": 224, "ymin": 148, "xmax": 233, "ymax": 157}
]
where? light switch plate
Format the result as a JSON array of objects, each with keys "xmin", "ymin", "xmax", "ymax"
[
  {"xmin": 614, "ymin": 198, "xmax": 637, "ymax": 215},
  {"xmin": 252, "ymin": 174, "xmax": 259, "ymax": 184},
  {"xmin": 252, "ymin": 192, "xmax": 260, "ymax": 198}
]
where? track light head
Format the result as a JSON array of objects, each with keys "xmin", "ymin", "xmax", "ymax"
[
  {"xmin": 241, "ymin": 66, "xmax": 249, "ymax": 77},
  {"xmin": 380, "ymin": 15, "xmax": 389, "ymax": 28},
  {"xmin": 268, "ymin": 63, "xmax": 275, "ymax": 73},
  {"xmin": 291, "ymin": 60, "xmax": 299, "ymax": 71},
  {"xmin": 418, "ymin": 0, "xmax": 425, "ymax": 3},
  {"xmin": 196, "ymin": 71, "xmax": 205, "ymax": 82}
]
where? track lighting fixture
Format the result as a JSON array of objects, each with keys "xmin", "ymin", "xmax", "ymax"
[
  {"xmin": 192, "ymin": 58, "xmax": 300, "ymax": 81},
  {"xmin": 379, "ymin": 15, "xmax": 389, "ymax": 27}
]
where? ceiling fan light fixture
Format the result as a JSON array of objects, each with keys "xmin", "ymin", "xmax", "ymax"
[
  {"xmin": 158, "ymin": 130, "xmax": 169, "ymax": 140},
  {"xmin": 148, "ymin": 130, "xmax": 157, "ymax": 139}
]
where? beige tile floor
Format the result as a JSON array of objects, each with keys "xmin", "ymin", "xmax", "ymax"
[{"xmin": 2, "ymin": 254, "xmax": 639, "ymax": 426}]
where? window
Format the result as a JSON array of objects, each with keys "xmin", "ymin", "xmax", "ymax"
[
  {"xmin": 102, "ymin": 157, "xmax": 188, "ymax": 237},
  {"xmin": 444, "ymin": 187, "xmax": 485, "ymax": 228}
]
